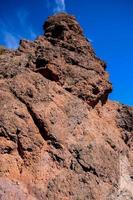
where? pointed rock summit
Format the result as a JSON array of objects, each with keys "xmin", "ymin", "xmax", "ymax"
[
  {"xmin": 44, "ymin": 13, "xmax": 83, "ymax": 38},
  {"xmin": 0, "ymin": 13, "xmax": 133, "ymax": 200}
]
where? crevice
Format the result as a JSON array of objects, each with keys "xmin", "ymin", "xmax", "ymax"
[
  {"xmin": 22, "ymin": 106, "xmax": 62, "ymax": 149},
  {"xmin": 0, "ymin": 126, "xmax": 17, "ymax": 143},
  {"xmin": 35, "ymin": 67, "xmax": 59, "ymax": 82},
  {"xmin": 16, "ymin": 129, "xmax": 24, "ymax": 159},
  {"xmin": 1, "ymin": 146, "xmax": 13, "ymax": 154},
  {"xmin": 36, "ymin": 57, "xmax": 49, "ymax": 68},
  {"xmin": 35, "ymin": 57, "xmax": 59, "ymax": 82},
  {"xmin": 11, "ymin": 89, "xmax": 62, "ymax": 149},
  {"xmin": 92, "ymin": 86, "xmax": 100, "ymax": 95},
  {"xmin": 77, "ymin": 159, "xmax": 98, "ymax": 177},
  {"xmin": 69, "ymin": 149, "xmax": 99, "ymax": 177},
  {"xmin": 77, "ymin": 160, "xmax": 98, "ymax": 176},
  {"xmin": 121, "ymin": 131, "xmax": 133, "ymax": 147},
  {"xmin": 101, "ymin": 92, "xmax": 109, "ymax": 106},
  {"xmin": 106, "ymin": 138, "xmax": 117, "ymax": 151},
  {"xmin": 48, "ymin": 151, "xmax": 64, "ymax": 164}
]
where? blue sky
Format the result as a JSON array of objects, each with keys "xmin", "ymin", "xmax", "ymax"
[{"xmin": 0, "ymin": 0, "xmax": 133, "ymax": 106}]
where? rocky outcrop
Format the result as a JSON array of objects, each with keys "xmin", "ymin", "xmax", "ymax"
[{"xmin": 0, "ymin": 13, "xmax": 132, "ymax": 200}]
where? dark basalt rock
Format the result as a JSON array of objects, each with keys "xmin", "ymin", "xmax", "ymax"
[{"xmin": 117, "ymin": 105, "xmax": 133, "ymax": 147}]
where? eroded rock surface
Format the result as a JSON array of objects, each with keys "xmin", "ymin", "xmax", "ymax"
[{"xmin": 0, "ymin": 13, "xmax": 132, "ymax": 200}]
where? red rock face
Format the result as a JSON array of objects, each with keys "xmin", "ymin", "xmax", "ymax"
[{"xmin": 0, "ymin": 13, "xmax": 133, "ymax": 200}]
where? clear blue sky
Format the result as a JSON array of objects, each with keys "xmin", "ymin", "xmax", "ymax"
[{"xmin": 0, "ymin": 0, "xmax": 133, "ymax": 106}]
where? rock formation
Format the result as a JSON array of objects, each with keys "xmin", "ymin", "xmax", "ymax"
[{"xmin": 0, "ymin": 13, "xmax": 133, "ymax": 200}]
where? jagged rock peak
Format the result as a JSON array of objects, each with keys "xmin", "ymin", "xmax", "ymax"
[
  {"xmin": 0, "ymin": 13, "xmax": 133, "ymax": 200},
  {"xmin": 0, "ymin": 13, "xmax": 112, "ymax": 107},
  {"xmin": 43, "ymin": 12, "xmax": 83, "ymax": 39}
]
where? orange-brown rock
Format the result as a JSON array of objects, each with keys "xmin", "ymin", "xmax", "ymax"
[{"xmin": 0, "ymin": 13, "xmax": 133, "ymax": 200}]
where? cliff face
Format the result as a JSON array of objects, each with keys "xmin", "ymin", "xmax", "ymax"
[{"xmin": 0, "ymin": 13, "xmax": 133, "ymax": 200}]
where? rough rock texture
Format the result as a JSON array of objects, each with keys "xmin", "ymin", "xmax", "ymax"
[{"xmin": 0, "ymin": 13, "xmax": 133, "ymax": 200}]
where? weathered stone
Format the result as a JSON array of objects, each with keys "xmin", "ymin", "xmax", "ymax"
[{"xmin": 0, "ymin": 13, "xmax": 132, "ymax": 199}]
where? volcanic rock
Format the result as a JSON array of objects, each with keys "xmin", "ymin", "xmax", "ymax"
[{"xmin": 0, "ymin": 13, "xmax": 133, "ymax": 200}]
